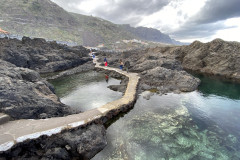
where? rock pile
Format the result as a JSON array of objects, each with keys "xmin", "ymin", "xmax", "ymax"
[
  {"xmin": 0, "ymin": 37, "xmax": 91, "ymax": 73},
  {"xmin": 0, "ymin": 37, "xmax": 93, "ymax": 119},
  {"xmin": 96, "ymin": 48, "xmax": 200, "ymax": 94},
  {"xmin": 163, "ymin": 39, "xmax": 240, "ymax": 82}
]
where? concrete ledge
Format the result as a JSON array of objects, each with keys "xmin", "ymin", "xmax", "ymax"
[{"xmin": 0, "ymin": 54, "xmax": 140, "ymax": 152}]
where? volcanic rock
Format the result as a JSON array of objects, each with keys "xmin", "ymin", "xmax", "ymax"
[{"xmin": 0, "ymin": 59, "xmax": 75, "ymax": 119}]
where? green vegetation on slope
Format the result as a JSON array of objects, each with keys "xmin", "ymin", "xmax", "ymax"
[
  {"xmin": 0, "ymin": 0, "xmax": 137, "ymax": 46},
  {"xmin": 0, "ymin": 0, "xmax": 179, "ymax": 47}
]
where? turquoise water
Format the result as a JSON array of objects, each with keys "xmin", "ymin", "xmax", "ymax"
[
  {"xmin": 49, "ymin": 71, "xmax": 240, "ymax": 159},
  {"xmin": 93, "ymin": 75, "xmax": 240, "ymax": 159},
  {"xmin": 49, "ymin": 71, "xmax": 122, "ymax": 112}
]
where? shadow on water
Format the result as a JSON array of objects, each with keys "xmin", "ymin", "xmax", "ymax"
[{"xmin": 197, "ymin": 74, "xmax": 240, "ymax": 100}]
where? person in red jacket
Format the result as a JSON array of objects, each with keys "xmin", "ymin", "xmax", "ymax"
[{"xmin": 104, "ymin": 57, "xmax": 108, "ymax": 67}]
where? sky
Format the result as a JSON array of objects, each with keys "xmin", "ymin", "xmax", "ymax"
[{"xmin": 51, "ymin": 0, "xmax": 240, "ymax": 43}]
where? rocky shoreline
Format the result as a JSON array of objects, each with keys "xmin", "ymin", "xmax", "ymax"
[
  {"xmin": 0, "ymin": 37, "xmax": 239, "ymax": 159},
  {"xmin": 0, "ymin": 37, "xmax": 130, "ymax": 159},
  {"xmin": 96, "ymin": 38, "xmax": 240, "ymax": 95},
  {"xmin": 96, "ymin": 49, "xmax": 201, "ymax": 95},
  {"xmin": 0, "ymin": 37, "xmax": 94, "ymax": 120}
]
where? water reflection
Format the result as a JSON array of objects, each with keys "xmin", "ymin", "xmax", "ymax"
[
  {"xmin": 49, "ymin": 71, "xmax": 122, "ymax": 111},
  {"xmin": 195, "ymin": 74, "xmax": 240, "ymax": 100},
  {"xmin": 184, "ymin": 92, "xmax": 240, "ymax": 137},
  {"xmin": 49, "ymin": 70, "xmax": 240, "ymax": 159},
  {"xmin": 94, "ymin": 93, "xmax": 240, "ymax": 159},
  {"xmin": 94, "ymin": 74, "xmax": 240, "ymax": 160}
]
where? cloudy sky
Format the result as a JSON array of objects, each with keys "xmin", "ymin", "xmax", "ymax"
[{"xmin": 51, "ymin": 0, "xmax": 240, "ymax": 43}]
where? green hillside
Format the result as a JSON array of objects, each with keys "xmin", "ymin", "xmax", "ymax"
[
  {"xmin": 0, "ymin": 0, "xmax": 179, "ymax": 47},
  {"xmin": 0, "ymin": 0, "xmax": 136, "ymax": 46}
]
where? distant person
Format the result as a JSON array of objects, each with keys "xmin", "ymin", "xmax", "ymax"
[
  {"xmin": 104, "ymin": 57, "xmax": 108, "ymax": 67},
  {"xmin": 124, "ymin": 61, "xmax": 130, "ymax": 73},
  {"xmin": 105, "ymin": 74, "xmax": 109, "ymax": 83},
  {"xmin": 119, "ymin": 59, "xmax": 123, "ymax": 70},
  {"xmin": 92, "ymin": 53, "xmax": 95, "ymax": 59}
]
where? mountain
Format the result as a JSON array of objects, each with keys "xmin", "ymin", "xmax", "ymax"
[
  {"xmin": 121, "ymin": 24, "xmax": 179, "ymax": 45},
  {"xmin": 0, "ymin": 0, "xmax": 181, "ymax": 47}
]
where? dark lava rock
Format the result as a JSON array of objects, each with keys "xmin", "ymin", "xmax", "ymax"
[
  {"xmin": 96, "ymin": 48, "xmax": 200, "ymax": 94},
  {"xmin": 0, "ymin": 124, "xmax": 107, "ymax": 160},
  {"xmin": 108, "ymin": 84, "xmax": 126, "ymax": 93},
  {"xmin": 141, "ymin": 66, "xmax": 200, "ymax": 93},
  {"xmin": 0, "ymin": 37, "xmax": 94, "ymax": 119},
  {"xmin": 0, "ymin": 59, "xmax": 75, "ymax": 120},
  {"xmin": 173, "ymin": 39, "xmax": 240, "ymax": 82},
  {"xmin": 0, "ymin": 37, "xmax": 91, "ymax": 73},
  {"xmin": 47, "ymin": 61, "xmax": 95, "ymax": 80}
]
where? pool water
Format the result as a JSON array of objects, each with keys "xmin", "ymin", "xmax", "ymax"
[
  {"xmin": 49, "ymin": 71, "xmax": 122, "ymax": 112},
  {"xmin": 93, "ymin": 75, "xmax": 240, "ymax": 160},
  {"xmin": 49, "ymin": 71, "xmax": 240, "ymax": 159}
]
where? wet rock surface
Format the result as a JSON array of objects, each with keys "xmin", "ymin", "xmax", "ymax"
[{"xmin": 0, "ymin": 124, "xmax": 107, "ymax": 160}]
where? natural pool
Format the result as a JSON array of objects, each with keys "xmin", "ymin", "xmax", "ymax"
[
  {"xmin": 93, "ymin": 75, "xmax": 240, "ymax": 160},
  {"xmin": 49, "ymin": 71, "xmax": 122, "ymax": 112},
  {"xmin": 49, "ymin": 71, "xmax": 240, "ymax": 159}
]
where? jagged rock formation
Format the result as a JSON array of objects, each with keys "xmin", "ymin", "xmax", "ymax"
[
  {"xmin": 0, "ymin": 37, "xmax": 93, "ymax": 119},
  {"xmin": 160, "ymin": 38, "xmax": 240, "ymax": 82},
  {"xmin": 96, "ymin": 39, "xmax": 240, "ymax": 93},
  {"xmin": 0, "ymin": 37, "xmax": 91, "ymax": 73},
  {"xmin": 96, "ymin": 48, "xmax": 200, "ymax": 94},
  {"xmin": 0, "ymin": 59, "xmax": 76, "ymax": 119}
]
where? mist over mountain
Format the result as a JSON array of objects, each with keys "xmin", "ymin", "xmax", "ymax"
[
  {"xmin": 0, "ymin": 0, "xmax": 182, "ymax": 46},
  {"xmin": 120, "ymin": 24, "xmax": 182, "ymax": 45}
]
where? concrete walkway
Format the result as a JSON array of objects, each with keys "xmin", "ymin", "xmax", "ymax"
[{"xmin": 0, "ymin": 55, "xmax": 140, "ymax": 152}]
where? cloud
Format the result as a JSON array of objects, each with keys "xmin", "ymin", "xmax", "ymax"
[
  {"xmin": 169, "ymin": 21, "xmax": 227, "ymax": 42},
  {"xmin": 51, "ymin": 0, "xmax": 240, "ymax": 42},
  {"xmin": 191, "ymin": 0, "xmax": 240, "ymax": 24},
  {"xmin": 51, "ymin": 0, "xmax": 171, "ymax": 26},
  {"xmin": 169, "ymin": 0, "xmax": 240, "ymax": 42},
  {"xmin": 137, "ymin": 0, "xmax": 208, "ymax": 33}
]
